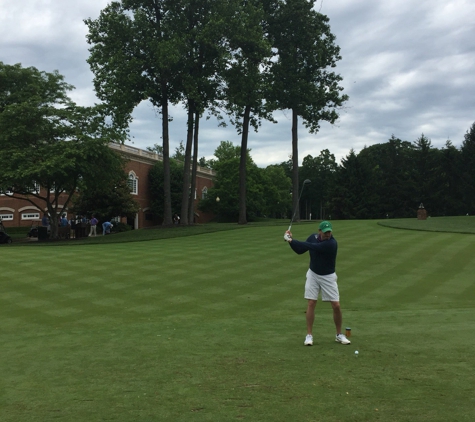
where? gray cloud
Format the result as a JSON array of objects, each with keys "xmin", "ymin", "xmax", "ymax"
[{"xmin": 1, "ymin": 0, "xmax": 474, "ymax": 166}]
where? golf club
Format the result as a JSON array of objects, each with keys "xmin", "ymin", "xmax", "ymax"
[{"xmin": 288, "ymin": 179, "xmax": 311, "ymax": 231}]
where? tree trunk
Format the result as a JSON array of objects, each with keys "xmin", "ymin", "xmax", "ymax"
[
  {"xmin": 188, "ymin": 111, "xmax": 199, "ymax": 224},
  {"xmin": 49, "ymin": 211, "xmax": 59, "ymax": 239},
  {"xmin": 238, "ymin": 105, "xmax": 251, "ymax": 225},
  {"xmin": 161, "ymin": 89, "xmax": 173, "ymax": 226},
  {"xmin": 180, "ymin": 101, "xmax": 195, "ymax": 225},
  {"xmin": 292, "ymin": 109, "xmax": 300, "ymax": 222}
]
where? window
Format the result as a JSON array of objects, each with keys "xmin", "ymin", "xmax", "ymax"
[
  {"xmin": 0, "ymin": 189, "xmax": 13, "ymax": 196},
  {"xmin": 202, "ymin": 187, "xmax": 208, "ymax": 200},
  {"xmin": 29, "ymin": 182, "xmax": 40, "ymax": 194},
  {"xmin": 128, "ymin": 172, "xmax": 138, "ymax": 195},
  {"xmin": 22, "ymin": 213, "xmax": 40, "ymax": 220},
  {"xmin": 0, "ymin": 214, "xmax": 13, "ymax": 221}
]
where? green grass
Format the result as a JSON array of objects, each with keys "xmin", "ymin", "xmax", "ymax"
[
  {"xmin": 6, "ymin": 221, "xmax": 268, "ymax": 245},
  {"xmin": 1, "ymin": 218, "xmax": 474, "ymax": 421},
  {"xmin": 378, "ymin": 215, "xmax": 475, "ymax": 234}
]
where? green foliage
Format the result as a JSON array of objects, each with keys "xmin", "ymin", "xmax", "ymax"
[
  {"xmin": 221, "ymin": 0, "xmax": 274, "ymax": 132},
  {"xmin": 197, "ymin": 121, "xmax": 475, "ymax": 222},
  {"xmin": 198, "ymin": 156, "xmax": 213, "ymax": 169},
  {"xmin": 198, "ymin": 141, "xmax": 291, "ymax": 221},
  {"xmin": 300, "ymin": 149, "xmax": 337, "ymax": 220},
  {"xmin": 0, "ymin": 62, "xmax": 124, "ymax": 238},
  {"xmin": 71, "ymin": 149, "xmax": 140, "ymax": 222},
  {"xmin": 439, "ymin": 140, "xmax": 464, "ymax": 215},
  {"xmin": 85, "ymin": 0, "xmax": 349, "ymax": 225},
  {"xmin": 261, "ymin": 165, "xmax": 292, "ymax": 218},
  {"xmin": 148, "ymin": 159, "xmax": 184, "ymax": 220},
  {"xmin": 172, "ymin": 141, "xmax": 186, "ymax": 161},
  {"xmin": 146, "ymin": 143, "xmax": 163, "ymax": 156},
  {"xmin": 110, "ymin": 221, "xmax": 132, "ymax": 233},
  {"xmin": 461, "ymin": 122, "xmax": 475, "ymax": 213},
  {"xmin": 266, "ymin": 0, "xmax": 348, "ymax": 130},
  {"xmin": 85, "ymin": 1, "xmax": 180, "ymax": 128},
  {"xmin": 332, "ymin": 149, "xmax": 380, "ymax": 219},
  {"xmin": 329, "ymin": 125, "xmax": 475, "ymax": 219},
  {"xmin": 85, "ymin": 0, "xmax": 184, "ymax": 225},
  {"xmin": 199, "ymin": 144, "xmax": 241, "ymax": 220},
  {"xmin": 264, "ymin": 0, "xmax": 348, "ymax": 222}
]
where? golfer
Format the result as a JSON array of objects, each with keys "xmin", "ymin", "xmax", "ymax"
[{"xmin": 284, "ymin": 221, "xmax": 350, "ymax": 346}]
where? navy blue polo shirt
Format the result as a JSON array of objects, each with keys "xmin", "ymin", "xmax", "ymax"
[{"xmin": 289, "ymin": 234, "xmax": 337, "ymax": 276}]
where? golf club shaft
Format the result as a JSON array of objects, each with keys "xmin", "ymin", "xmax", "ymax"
[{"xmin": 288, "ymin": 180, "xmax": 310, "ymax": 231}]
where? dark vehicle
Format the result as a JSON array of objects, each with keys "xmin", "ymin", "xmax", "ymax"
[
  {"xmin": 28, "ymin": 220, "xmax": 70, "ymax": 240},
  {"xmin": 27, "ymin": 220, "xmax": 41, "ymax": 238},
  {"xmin": 0, "ymin": 221, "xmax": 12, "ymax": 244},
  {"xmin": 0, "ymin": 231, "xmax": 12, "ymax": 244},
  {"xmin": 28, "ymin": 220, "xmax": 51, "ymax": 240}
]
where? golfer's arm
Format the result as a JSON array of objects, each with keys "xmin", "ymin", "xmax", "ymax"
[
  {"xmin": 289, "ymin": 239, "xmax": 309, "ymax": 254},
  {"xmin": 291, "ymin": 239, "xmax": 332, "ymax": 253}
]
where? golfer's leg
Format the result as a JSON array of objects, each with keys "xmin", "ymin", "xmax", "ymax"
[
  {"xmin": 331, "ymin": 301, "xmax": 342, "ymax": 334},
  {"xmin": 306, "ymin": 299, "xmax": 317, "ymax": 335}
]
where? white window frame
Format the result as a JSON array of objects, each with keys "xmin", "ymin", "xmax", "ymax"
[
  {"xmin": 0, "ymin": 213, "xmax": 13, "ymax": 221},
  {"xmin": 21, "ymin": 212, "xmax": 40, "ymax": 220},
  {"xmin": 202, "ymin": 187, "xmax": 208, "ymax": 200},
  {"xmin": 128, "ymin": 172, "xmax": 138, "ymax": 195}
]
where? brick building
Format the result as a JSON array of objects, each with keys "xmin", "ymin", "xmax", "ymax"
[{"xmin": 0, "ymin": 143, "xmax": 216, "ymax": 229}]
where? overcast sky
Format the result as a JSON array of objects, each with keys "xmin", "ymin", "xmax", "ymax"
[{"xmin": 2, "ymin": 0, "xmax": 474, "ymax": 167}]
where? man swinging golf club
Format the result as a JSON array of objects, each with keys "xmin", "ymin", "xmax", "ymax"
[{"xmin": 284, "ymin": 221, "xmax": 351, "ymax": 346}]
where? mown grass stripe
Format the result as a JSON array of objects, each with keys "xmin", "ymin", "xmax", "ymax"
[{"xmin": 1, "ymin": 219, "xmax": 475, "ymax": 421}]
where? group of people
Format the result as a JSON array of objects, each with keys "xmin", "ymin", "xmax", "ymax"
[{"xmin": 40, "ymin": 213, "xmax": 112, "ymax": 237}]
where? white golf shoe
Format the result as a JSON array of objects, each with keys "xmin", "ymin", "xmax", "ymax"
[
  {"xmin": 304, "ymin": 334, "xmax": 313, "ymax": 346},
  {"xmin": 335, "ymin": 333, "xmax": 351, "ymax": 345}
]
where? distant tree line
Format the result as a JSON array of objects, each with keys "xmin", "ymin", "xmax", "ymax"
[
  {"xmin": 330, "ymin": 127, "xmax": 475, "ymax": 219},
  {"xmin": 188, "ymin": 123, "xmax": 475, "ymax": 221}
]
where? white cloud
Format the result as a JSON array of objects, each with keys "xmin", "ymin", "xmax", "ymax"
[{"xmin": 1, "ymin": 0, "xmax": 474, "ymax": 167}]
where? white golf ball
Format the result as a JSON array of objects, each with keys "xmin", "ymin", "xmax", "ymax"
[{"xmin": 355, "ymin": 350, "xmax": 359, "ymax": 355}]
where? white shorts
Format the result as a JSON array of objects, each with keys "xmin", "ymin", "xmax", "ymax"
[{"xmin": 304, "ymin": 269, "xmax": 339, "ymax": 302}]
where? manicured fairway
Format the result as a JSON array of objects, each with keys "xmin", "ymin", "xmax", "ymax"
[{"xmin": 1, "ymin": 219, "xmax": 474, "ymax": 421}]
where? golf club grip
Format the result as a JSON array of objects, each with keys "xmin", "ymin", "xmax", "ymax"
[{"xmin": 283, "ymin": 225, "xmax": 291, "ymax": 241}]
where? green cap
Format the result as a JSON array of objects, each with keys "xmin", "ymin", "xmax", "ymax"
[{"xmin": 319, "ymin": 221, "xmax": 332, "ymax": 233}]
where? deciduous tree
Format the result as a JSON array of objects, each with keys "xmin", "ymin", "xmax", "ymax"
[
  {"xmin": 221, "ymin": 0, "xmax": 273, "ymax": 224},
  {"xmin": 0, "ymin": 62, "xmax": 122, "ymax": 238},
  {"xmin": 85, "ymin": 0, "xmax": 182, "ymax": 225},
  {"xmin": 266, "ymin": 0, "xmax": 348, "ymax": 221}
]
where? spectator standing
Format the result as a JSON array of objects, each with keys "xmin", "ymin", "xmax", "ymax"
[
  {"xmin": 41, "ymin": 213, "xmax": 49, "ymax": 227},
  {"xmin": 89, "ymin": 215, "xmax": 98, "ymax": 236},
  {"xmin": 70, "ymin": 217, "xmax": 77, "ymax": 239},
  {"xmin": 60, "ymin": 214, "xmax": 69, "ymax": 227}
]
